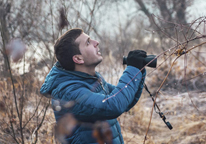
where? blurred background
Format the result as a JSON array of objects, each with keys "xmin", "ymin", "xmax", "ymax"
[{"xmin": 0, "ymin": 0, "xmax": 206, "ymax": 143}]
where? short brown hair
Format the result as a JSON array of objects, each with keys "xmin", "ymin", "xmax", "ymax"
[{"xmin": 54, "ymin": 28, "xmax": 83, "ymax": 70}]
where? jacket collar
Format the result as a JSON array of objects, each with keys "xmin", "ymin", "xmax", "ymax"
[{"xmin": 54, "ymin": 61, "xmax": 100, "ymax": 80}]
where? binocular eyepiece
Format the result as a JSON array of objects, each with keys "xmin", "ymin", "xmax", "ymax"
[{"xmin": 123, "ymin": 55, "xmax": 157, "ymax": 68}]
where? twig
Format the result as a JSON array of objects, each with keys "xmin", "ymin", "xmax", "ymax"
[
  {"xmin": 22, "ymin": 96, "xmax": 44, "ymax": 129},
  {"xmin": 33, "ymin": 100, "xmax": 50, "ymax": 144}
]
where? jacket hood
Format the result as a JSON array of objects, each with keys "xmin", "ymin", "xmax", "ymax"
[{"xmin": 40, "ymin": 62, "xmax": 100, "ymax": 98}]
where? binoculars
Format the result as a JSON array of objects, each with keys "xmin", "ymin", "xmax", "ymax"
[{"xmin": 123, "ymin": 55, "xmax": 157, "ymax": 68}]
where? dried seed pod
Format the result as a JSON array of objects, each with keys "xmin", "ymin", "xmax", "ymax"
[
  {"xmin": 58, "ymin": 8, "xmax": 69, "ymax": 30},
  {"xmin": 55, "ymin": 113, "xmax": 77, "ymax": 144},
  {"xmin": 93, "ymin": 121, "xmax": 112, "ymax": 144}
]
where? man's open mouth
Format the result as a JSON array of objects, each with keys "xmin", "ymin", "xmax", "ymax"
[{"xmin": 97, "ymin": 51, "xmax": 101, "ymax": 55}]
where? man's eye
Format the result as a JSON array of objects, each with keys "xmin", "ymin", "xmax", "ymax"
[{"xmin": 87, "ymin": 40, "xmax": 90, "ymax": 45}]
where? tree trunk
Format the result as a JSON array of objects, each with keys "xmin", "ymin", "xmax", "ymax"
[{"xmin": 0, "ymin": 3, "xmax": 10, "ymax": 77}]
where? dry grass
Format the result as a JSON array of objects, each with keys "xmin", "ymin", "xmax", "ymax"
[{"xmin": 120, "ymin": 92, "xmax": 206, "ymax": 144}]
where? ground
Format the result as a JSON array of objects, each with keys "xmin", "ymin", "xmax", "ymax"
[{"xmin": 120, "ymin": 91, "xmax": 206, "ymax": 144}]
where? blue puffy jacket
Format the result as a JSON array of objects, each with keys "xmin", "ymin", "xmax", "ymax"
[{"xmin": 40, "ymin": 62, "xmax": 146, "ymax": 144}]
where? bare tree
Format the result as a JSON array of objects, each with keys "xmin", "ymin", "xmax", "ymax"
[
  {"xmin": 0, "ymin": 1, "xmax": 11, "ymax": 76},
  {"xmin": 134, "ymin": 0, "xmax": 196, "ymax": 50}
]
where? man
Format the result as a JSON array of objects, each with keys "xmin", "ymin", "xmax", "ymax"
[{"xmin": 40, "ymin": 28, "xmax": 146, "ymax": 144}]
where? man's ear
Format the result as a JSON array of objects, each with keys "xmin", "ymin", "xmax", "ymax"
[{"xmin": 72, "ymin": 55, "xmax": 84, "ymax": 64}]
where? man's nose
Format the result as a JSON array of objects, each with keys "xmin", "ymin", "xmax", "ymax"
[{"xmin": 93, "ymin": 40, "xmax": 99, "ymax": 47}]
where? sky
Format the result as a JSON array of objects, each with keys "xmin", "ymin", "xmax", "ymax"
[{"xmin": 187, "ymin": 0, "xmax": 206, "ymax": 21}]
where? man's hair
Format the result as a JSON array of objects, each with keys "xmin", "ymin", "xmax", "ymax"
[{"xmin": 54, "ymin": 28, "xmax": 83, "ymax": 71}]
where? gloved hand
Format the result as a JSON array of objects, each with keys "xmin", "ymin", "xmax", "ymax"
[{"xmin": 127, "ymin": 50, "xmax": 147, "ymax": 73}]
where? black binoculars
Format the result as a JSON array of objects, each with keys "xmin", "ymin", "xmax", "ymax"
[{"xmin": 123, "ymin": 55, "xmax": 157, "ymax": 68}]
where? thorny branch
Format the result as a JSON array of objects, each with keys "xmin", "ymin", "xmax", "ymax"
[{"xmin": 143, "ymin": 16, "xmax": 206, "ymax": 144}]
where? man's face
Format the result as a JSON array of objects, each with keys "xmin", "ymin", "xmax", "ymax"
[{"xmin": 75, "ymin": 33, "xmax": 102, "ymax": 67}]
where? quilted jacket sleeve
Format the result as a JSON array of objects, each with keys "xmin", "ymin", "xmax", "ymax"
[
  {"xmin": 63, "ymin": 66, "xmax": 144, "ymax": 122},
  {"xmin": 125, "ymin": 70, "xmax": 146, "ymax": 111},
  {"xmin": 106, "ymin": 83, "xmax": 115, "ymax": 93}
]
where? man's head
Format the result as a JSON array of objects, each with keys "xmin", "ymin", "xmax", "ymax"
[
  {"xmin": 54, "ymin": 28, "xmax": 102, "ymax": 71},
  {"xmin": 54, "ymin": 28, "xmax": 83, "ymax": 70}
]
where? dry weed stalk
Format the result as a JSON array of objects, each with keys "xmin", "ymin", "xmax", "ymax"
[{"xmin": 0, "ymin": 28, "xmax": 51, "ymax": 144}]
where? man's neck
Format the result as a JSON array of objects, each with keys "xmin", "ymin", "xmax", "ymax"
[{"xmin": 74, "ymin": 65, "xmax": 96, "ymax": 76}]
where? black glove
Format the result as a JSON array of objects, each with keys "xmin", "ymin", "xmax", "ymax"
[{"xmin": 127, "ymin": 50, "xmax": 147, "ymax": 73}]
